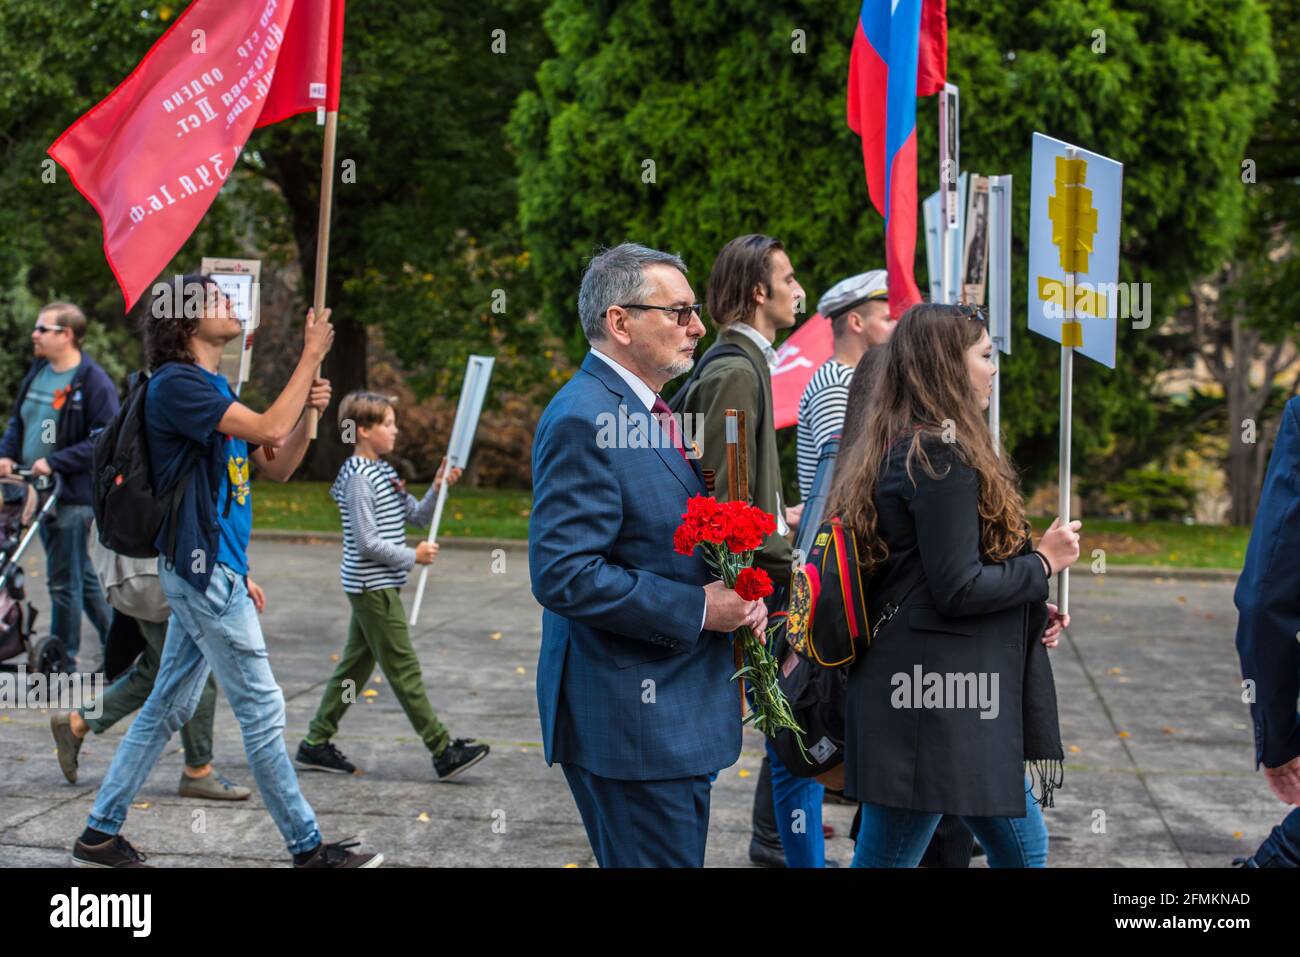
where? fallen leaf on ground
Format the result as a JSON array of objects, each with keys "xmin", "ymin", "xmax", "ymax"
[
  {"xmin": 131, "ymin": 802, "xmax": 150, "ymax": 810},
  {"xmin": 489, "ymin": 632, "xmax": 502, "ymax": 641},
  {"xmin": 515, "ymin": 666, "xmax": 526, "ymax": 674},
  {"xmin": 1068, "ymin": 745, "xmax": 1081, "ymax": 753},
  {"xmin": 738, "ymin": 769, "xmax": 751, "ymax": 778},
  {"xmin": 417, "ymin": 812, "xmax": 430, "ymax": 823}
]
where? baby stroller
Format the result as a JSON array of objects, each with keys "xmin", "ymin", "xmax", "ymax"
[{"xmin": 0, "ymin": 469, "xmax": 69, "ymax": 675}]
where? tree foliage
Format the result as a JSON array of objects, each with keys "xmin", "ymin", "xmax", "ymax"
[
  {"xmin": 510, "ymin": 0, "xmax": 1278, "ymax": 489},
  {"xmin": 0, "ymin": 0, "xmax": 552, "ymax": 476}
]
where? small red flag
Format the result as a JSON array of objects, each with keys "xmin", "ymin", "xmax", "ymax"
[
  {"xmin": 48, "ymin": 0, "xmax": 346, "ymax": 311},
  {"xmin": 772, "ymin": 314, "xmax": 835, "ymax": 430}
]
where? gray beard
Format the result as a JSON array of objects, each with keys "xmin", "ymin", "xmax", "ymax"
[{"xmin": 660, "ymin": 355, "xmax": 695, "ymax": 380}]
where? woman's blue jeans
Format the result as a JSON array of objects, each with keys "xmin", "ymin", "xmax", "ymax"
[
  {"xmin": 852, "ymin": 775, "xmax": 1048, "ymax": 867},
  {"xmin": 766, "ymin": 739, "xmax": 825, "ymax": 867}
]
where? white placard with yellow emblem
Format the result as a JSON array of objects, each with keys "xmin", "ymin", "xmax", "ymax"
[{"xmin": 1026, "ymin": 133, "xmax": 1122, "ymax": 369}]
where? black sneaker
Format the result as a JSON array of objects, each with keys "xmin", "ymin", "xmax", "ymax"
[
  {"xmin": 72, "ymin": 835, "xmax": 151, "ymax": 868},
  {"xmin": 748, "ymin": 838, "xmax": 787, "ymax": 868},
  {"xmin": 433, "ymin": 738, "xmax": 489, "ymax": 781},
  {"xmin": 294, "ymin": 839, "xmax": 383, "ymax": 868},
  {"xmin": 295, "ymin": 740, "xmax": 357, "ymax": 774}
]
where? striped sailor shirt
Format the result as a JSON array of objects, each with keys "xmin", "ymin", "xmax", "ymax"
[
  {"xmin": 796, "ymin": 359, "xmax": 855, "ymax": 499},
  {"xmin": 331, "ymin": 456, "xmax": 438, "ymax": 594}
]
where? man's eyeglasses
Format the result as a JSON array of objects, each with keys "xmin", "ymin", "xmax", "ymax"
[
  {"xmin": 33, "ymin": 323, "xmax": 65, "ymax": 335},
  {"xmin": 620, "ymin": 303, "xmax": 702, "ymax": 326}
]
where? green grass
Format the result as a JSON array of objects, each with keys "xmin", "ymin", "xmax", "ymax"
[
  {"xmin": 253, "ymin": 484, "xmax": 1249, "ymax": 567},
  {"xmin": 253, "ymin": 483, "xmax": 533, "ymax": 540},
  {"xmin": 1027, "ymin": 516, "xmax": 1249, "ymax": 569}
]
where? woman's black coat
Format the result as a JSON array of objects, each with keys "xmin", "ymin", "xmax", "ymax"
[{"xmin": 843, "ymin": 439, "xmax": 1062, "ymax": 818}]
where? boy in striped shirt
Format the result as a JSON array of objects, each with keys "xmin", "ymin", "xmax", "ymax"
[{"xmin": 296, "ymin": 391, "xmax": 490, "ymax": 781}]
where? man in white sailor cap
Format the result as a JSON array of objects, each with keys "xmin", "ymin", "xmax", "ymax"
[{"xmin": 795, "ymin": 269, "xmax": 892, "ymax": 499}]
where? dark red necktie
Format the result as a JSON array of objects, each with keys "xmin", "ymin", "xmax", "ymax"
[{"xmin": 651, "ymin": 396, "xmax": 690, "ymax": 462}]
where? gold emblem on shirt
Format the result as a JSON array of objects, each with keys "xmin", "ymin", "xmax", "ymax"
[{"xmin": 227, "ymin": 455, "xmax": 251, "ymax": 506}]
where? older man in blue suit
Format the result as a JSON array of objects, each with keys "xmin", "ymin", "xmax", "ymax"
[
  {"xmin": 529, "ymin": 243, "xmax": 768, "ymax": 867},
  {"xmin": 1234, "ymin": 395, "xmax": 1300, "ymax": 867}
]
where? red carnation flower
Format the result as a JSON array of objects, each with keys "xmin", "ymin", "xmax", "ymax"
[
  {"xmin": 683, "ymin": 494, "xmax": 730, "ymax": 545},
  {"xmin": 673, "ymin": 524, "xmax": 699, "ymax": 556},
  {"xmin": 722, "ymin": 500, "xmax": 774, "ymax": 552},
  {"xmin": 734, "ymin": 566, "xmax": 774, "ymax": 601}
]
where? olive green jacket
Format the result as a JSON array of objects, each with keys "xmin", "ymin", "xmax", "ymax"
[{"xmin": 675, "ymin": 325, "xmax": 792, "ymax": 589}]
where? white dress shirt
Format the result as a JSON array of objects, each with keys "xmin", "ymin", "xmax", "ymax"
[
  {"xmin": 727, "ymin": 321, "xmax": 779, "ymax": 369},
  {"xmin": 590, "ymin": 348, "xmax": 656, "ymax": 410}
]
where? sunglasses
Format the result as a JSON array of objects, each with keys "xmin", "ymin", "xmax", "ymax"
[
  {"xmin": 619, "ymin": 302, "xmax": 702, "ymax": 326},
  {"xmin": 954, "ymin": 303, "xmax": 988, "ymax": 324},
  {"xmin": 33, "ymin": 323, "xmax": 66, "ymax": 335}
]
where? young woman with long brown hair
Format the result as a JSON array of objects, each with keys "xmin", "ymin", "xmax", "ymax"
[{"xmin": 826, "ymin": 302, "xmax": 1081, "ymax": 867}]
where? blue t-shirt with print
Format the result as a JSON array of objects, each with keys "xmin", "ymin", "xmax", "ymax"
[
  {"xmin": 212, "ymin": 376, "xmax": 252, "ymax": 576},
  {"xmin": 146, "ymin": 363, "xmax": 252, "ymax": 592}
]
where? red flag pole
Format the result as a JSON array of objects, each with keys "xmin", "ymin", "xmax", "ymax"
[{"xmin": 306, "ymin": 108, "xmax": 338, "ymax": 440}]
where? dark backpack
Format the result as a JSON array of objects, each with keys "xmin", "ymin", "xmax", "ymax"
[
  {"xmin": 92, "ymin": 369, "xmax": 198, "ymax": 559},
  {"xmin": 769, "ymin": 516, "xmax": 925, "ymax": 777}
]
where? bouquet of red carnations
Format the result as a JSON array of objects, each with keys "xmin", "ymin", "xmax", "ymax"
[{"xmin": 673, "ymin": 495, "xmax": 805, "ymax": 751}]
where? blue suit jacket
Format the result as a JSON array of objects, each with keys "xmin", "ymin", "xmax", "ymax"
[
  {"xmin": 1235, "ymin": 396, "xmax": 1300, "ymax": 770},
  {"xmin": 530, "ymin": 353, "xmax": 742, "ymax": 780}
]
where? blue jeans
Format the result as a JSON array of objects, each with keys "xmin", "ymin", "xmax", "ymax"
[
  {"xmin": 88, "ymin": 562, "xmax": 320, "ymax": 854},
  {"xmin": 765, "ymin": 738, "xmax": 825, "ymax": 867},
  {"xmin": 1247, "ymin": 807, "xmax": 1300, "ymax": 867},
  {"xmin": 852, "ymin": 775, "xmax": 1048, "ymax": 868},
  {"xmin": 38, "ymin": 502, "xmax": 112, "ymax": 665}
]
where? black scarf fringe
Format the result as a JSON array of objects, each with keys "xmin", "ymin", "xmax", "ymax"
[{"xmin": 1027, "ymin": 759, "xmax": 1064, "ymax": 809}]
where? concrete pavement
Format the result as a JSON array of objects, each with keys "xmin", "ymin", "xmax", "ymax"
[{"xmin": 0, "ymin": 539, "xmax": 1280, "ymax": 867}]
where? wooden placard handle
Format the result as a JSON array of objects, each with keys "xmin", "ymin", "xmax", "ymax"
[{"xmin": 724, "ymin": 407, "xmax": 751, "ymax": 719}]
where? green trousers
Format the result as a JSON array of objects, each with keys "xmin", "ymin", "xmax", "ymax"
[
  {"xmin": 80, "ymin": 617, "xmax": 217, "ymax": 768},
  {"xmin": 306, "ymin": 588, "xmax": 450, "ymax": 756}
]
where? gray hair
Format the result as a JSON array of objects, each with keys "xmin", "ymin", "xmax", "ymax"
[{"xmin": 578, "ymin": 243, "xmax": 688, "ymax": 342}]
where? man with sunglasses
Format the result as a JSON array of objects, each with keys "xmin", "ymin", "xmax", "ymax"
[{"xmin": 0, "ymin": 302, "xmax": 119, "ymax": 670}]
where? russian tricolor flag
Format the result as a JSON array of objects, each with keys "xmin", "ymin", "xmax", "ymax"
[{"xmin": 848, "ymin": 0, "xmax": 947, "ymax": 319}]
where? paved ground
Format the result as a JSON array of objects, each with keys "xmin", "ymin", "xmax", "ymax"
[{"xmin": 0, "ymin": 538, "xmax": 1281, "ymax": 867}]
